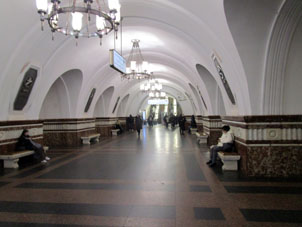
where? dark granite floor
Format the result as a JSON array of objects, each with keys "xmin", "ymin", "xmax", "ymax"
[{"xmin": 0, "ymin": 125, "xmax": 301, "ymax": 226}]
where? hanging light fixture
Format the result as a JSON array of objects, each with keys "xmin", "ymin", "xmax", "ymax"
[
  {"xmin": 140, "ymin": 80, "xmax": 162, "ymax": 92},
  {"xmin": 35, "ymin": 0, "xmax": 121, "ymax": 44},
  {"xmin": 122, "ymin": 39, "xmax": 153, "ymax": 80}
]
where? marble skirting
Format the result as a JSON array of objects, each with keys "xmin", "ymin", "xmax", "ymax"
[
  {"xmin": 96, "ymin": 117, "xmax": 118, "ymax": 137},
  {"xmin": 43, "ymin": 118, "xmax": 97, "ymax": 146},
  {"xmin": 96, "ymin": 125, "xmax": 115, "ymax": 137}
]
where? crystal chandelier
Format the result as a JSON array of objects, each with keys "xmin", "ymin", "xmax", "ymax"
[
  {"xmin": 140, "ymin": 80, "xmax": 162, "ymax": 92},
  {"xmin": 35, "ymin": 0, "xmax": 121, "ymax": 44},
  {"xmin": 123, "ymin": 39, "xmax": 153, "ymax": 80}
]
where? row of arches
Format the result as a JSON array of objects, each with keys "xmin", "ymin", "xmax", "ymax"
[{"xmin": 37, "ymin": 62, "xmax": 229, "ymax": 119}]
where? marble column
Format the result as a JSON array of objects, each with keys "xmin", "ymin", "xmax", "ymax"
[
  {"xmin": 222, "ymin": 116, "xmax": 302, "ymax": 178},
  {"xmin": 196, "ymin": 115, "xmax": 203, "ymax": 132},
  {"xmin": 202, "ymin": 116, "xmax": 222, "ymax": 146}
]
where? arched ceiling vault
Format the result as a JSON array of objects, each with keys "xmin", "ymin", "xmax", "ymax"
[{"xmin": 0, "ymin": 0, "xmax": 254, "ymax": 120}]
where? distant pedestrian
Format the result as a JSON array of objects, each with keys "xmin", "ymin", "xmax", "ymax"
[
  {"xmin": 135, "ymin": 115, "xmax": 143, "ymax": 137},
  {"xmin": 179, "ymin": 114, "xmax": 186, "ymax": 135}
]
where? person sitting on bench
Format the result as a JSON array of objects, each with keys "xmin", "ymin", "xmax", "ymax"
[
  {"xmin": 115, "ymin": 120, "xmax": 123, "ymax": 134},
  {"xmin": 206, "ymin": 125, "xmax": 234, "ymax": 167},
  {"xmin": 16, "ymin": 129, "xmax": 50, "ymax": 164}
]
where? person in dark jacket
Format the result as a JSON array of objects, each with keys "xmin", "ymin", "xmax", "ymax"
[
  {"xmin": 135, "ymin": 115, "xmax": 143, "ymax": 137},
  {"xmin": 179, "ymin": 114, "xmax": 186, "ymax": 135},
  {"xmin": 129, "ymin": 115, "xmax": 134, "ymax": 131},
  {"xmin": 163, "ymin": 115, "xmax": 168, "ymax": 128},
  {"xmin": 188, "ymin": 115, "xmax": 197, "ymax": 134},
  {"xmin": 16, "ymin": 129, "xmax": 50, "ymax": 164},
  {"xmin": 115, "ymin": 120, "xmax": 123, "ymax": 134}
]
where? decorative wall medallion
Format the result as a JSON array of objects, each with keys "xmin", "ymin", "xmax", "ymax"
[
  {"xmin": 266, "ymin": 129, "xmax": 281, "ymax": 140},
  {"xmin": 212, "ymin": 56, "xmax": 236, "ymax": 105},
  {"xmin": 84, "ymin": 88, "xmax": 96, "ymax": 113},
  {"xmin": 14, "ymin": 68, "xmax": 38, "ymax": 111}
]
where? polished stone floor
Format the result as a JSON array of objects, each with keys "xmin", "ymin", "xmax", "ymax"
[{"xmin": 0, "ymin": 126, "xmax": 301, "ymax": 227}]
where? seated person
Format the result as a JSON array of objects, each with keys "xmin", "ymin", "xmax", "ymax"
[
  {"xmin": 206, "ymin": 125, "xmax": 234, "ymax": 167},
  {"xmin": 16, "ymin": 129, "xmax": 50, "ymax": 164},
  {"xmin": 115, "ymin": 120, "xmax": 123, "ymax": 134}
]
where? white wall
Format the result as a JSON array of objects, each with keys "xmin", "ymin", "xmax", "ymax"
[
  {"xmin": 93, "ymin": 87, "xmax": 115, "ymax": 117},
  {"xmin": 39, "ymin": 78, "xmax": 70, "ymax": 119},
  {"xmin": 283, "ymin": 17, "xmax": 302, "ymax": 114}
]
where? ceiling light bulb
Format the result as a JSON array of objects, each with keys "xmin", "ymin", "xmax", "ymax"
[
  {"xmin": 142, "ymin": 61, "xmax": 149, "ymax": 72},
  {"xmin": 47, "ymin": 3, "xmax": 53, "ymax": 15},
  {"xmin": 72, "ymin": 12, "xmax": 83, "ymax": 31},
  {"xmin": 108, "ymin": 0, "xmax": 120, "ymax": 10},
  {"xmin": 115, "ymin": 5, "xmax": 121, "ymax": 22},
  {"xmin": 96, "ymin": 16, "xmax": 106, "ymax": 31},
  {"xmin": 36, "ymin": 0, "xmax": 48, "ymax": 13},
  {"xmin": 130, "ymin": 61, "xmax": 136, "ymax": 71}
]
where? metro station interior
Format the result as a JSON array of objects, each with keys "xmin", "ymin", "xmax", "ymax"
[{"xmin": 0, "ymin": 0, "xmax": 301, "ymax": 226}]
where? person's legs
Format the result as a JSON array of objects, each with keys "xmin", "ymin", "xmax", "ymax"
[
  {"xmin": 209, "ymin": 146, "xmax": 223, "ymax": 166},
  {"xmin": 34, "ymin": 146, "xmax": 46, "ymax": 162},
  {"xmin": 207, "ymin": 146, "xmax": 215, "ymax": 164}
]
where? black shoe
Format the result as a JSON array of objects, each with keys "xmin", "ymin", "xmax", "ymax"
[
  {"xmin": 209, "ymin": 163, "xmax": 216, "ymax": 167},
  {"xmin": 206, "ymin": 161, "xmax": 212, "ymax": 165}
]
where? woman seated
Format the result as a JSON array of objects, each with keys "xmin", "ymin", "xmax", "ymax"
[
  {"xmin": 16, "ymin": 129, "xmax": 50, "ymax": 164},
  {"xmin": 206, "ymin": 125, "xmax": 234, "ymax": 167}
]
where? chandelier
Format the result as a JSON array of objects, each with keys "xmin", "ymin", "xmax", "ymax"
[
  {"xmin": 140, "ymin": 80, "xmax": 162, "ymax": 92},
  {"xmin": 149, "ymin": 91, "xmax": 166, "ymax": 98},
  {"xmin": 122, "ymin": 39, "xmax": 153, "ymax": 80},
  {"xmin": 140, "ymin": 80, "xmax": 166, "ymax": 98},
  {"xmin": 35, "ymin": 0, "xmax": 121, "ymax": 44}
]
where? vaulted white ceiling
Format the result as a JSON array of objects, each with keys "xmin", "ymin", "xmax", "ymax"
[{"xmin": 1, "ymin": 0, "xmax": 301, "ymax": 120}]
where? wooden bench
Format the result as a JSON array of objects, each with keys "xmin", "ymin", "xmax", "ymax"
[
  {"xmin": 0, "ymin": 146, "xmax": 49, "ymax": 169},
  {"xmin": 111, "ymin": 129, "xmax": 120, "ymax": 136},
  {"xmin": 196, "ymin": 132, "xmax": 207, "ymax": 144},
  {"xmin": 218, "ymin": 151, "xmax": 240, "ymax": 171},
  {"xmin": 81, "ymin": 134, "xmax": 100, "ymax": 145},
  {"xmin": 190, "ymin": 128, "xmax": 198, "ymax": 135}
]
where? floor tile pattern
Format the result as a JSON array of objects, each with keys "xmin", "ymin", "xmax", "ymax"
[{"xmin": 0, "ymin": 126, "xmax": 301, "ymax": 227}]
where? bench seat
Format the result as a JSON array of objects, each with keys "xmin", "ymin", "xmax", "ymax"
[
  {"xmin": 0, "ymin": 146, "xmax": 49, "ymax": 169},
  {"xmin": 195, "ymin": 132, "xmax": 207, "ymax": 144},
  {"xmin": 81, "ymin": 134, "xmax": 100, "ymax": 145},
  {"xmin": 218, "ymin": 151, "xmax": 240, "ymax": 171},
  {"xmin": 111, "ymin": 129, "xmax": 120, "ymax": 136},
  {"xmin": 190, "ymin": 128, "xmax": 198, "ymax": 135}
]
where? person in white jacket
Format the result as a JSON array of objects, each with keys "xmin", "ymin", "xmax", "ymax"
[{"xmin": 207, "ymin": 125, "xmax": 234, "ymax": 167}]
